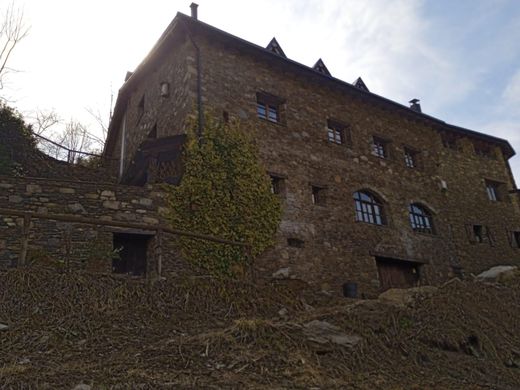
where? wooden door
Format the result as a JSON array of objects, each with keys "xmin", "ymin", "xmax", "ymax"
[
  {"xmin": 376, "ymin": 257, "xmax": 419, "ymax": 291},
  {"xmin": 113, "ymin": 233, "xmax": 149, "ymax": 276}
]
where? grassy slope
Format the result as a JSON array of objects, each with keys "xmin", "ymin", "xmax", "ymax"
[{"xmin": 1, "ymin": 268, "xmax": 520, "ymax": 389}]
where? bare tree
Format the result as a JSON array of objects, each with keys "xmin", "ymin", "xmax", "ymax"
[
  {"xmin": 0, "ymin": 2, "xmax": 29, "ymax": 90},
  {"xmin": 33, "ymin": 109, "xmax": 61, "ymax": 136}
]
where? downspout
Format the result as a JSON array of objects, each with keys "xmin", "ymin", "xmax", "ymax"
[{"xmin": 119, "ymin": 109, "xmax": 127, "ymax": 180}]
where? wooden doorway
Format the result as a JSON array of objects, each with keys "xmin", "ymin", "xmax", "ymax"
[
  {"xmin": 112, "ymin": 233, "xmax": 150, "ymax": 276},
  {"xmin": 376, "ymin": 256, "xmax": 420, "ymax": 291}
]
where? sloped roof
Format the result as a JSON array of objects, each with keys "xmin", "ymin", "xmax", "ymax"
[{"xmin": 105, "ymin": 12, "xmax": 515, "ymax": 159}]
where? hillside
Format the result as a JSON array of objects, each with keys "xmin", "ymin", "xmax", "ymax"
[{"xmin": 1, "ymin": 267, "xmax": 520, "ymax": 389}]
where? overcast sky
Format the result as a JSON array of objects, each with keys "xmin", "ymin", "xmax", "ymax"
[{"xmin": 3, "ymin": 0, "xmax": 520, "ymax": 183}]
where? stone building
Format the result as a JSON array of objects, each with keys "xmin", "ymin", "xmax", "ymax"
[{"xmin": 103, "ymin": 5, "xmax": 520, "ymax": 295}]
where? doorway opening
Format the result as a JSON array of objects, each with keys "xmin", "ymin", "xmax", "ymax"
[
  {"xmin": 375, "ymin": 256, "xmax": 421, "ymax": 291},
  {"xmin": 112, "ymin": 233, "xmax": 151, "ymax": 276}
]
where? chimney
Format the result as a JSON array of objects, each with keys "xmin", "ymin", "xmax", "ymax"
[
  {"xmin": 190, "ymin": 3, "xmax": 198, "ymax": 19},
  {"xmin": 409, "ymin": 98, "xmax": 421, "ymax": 113}
]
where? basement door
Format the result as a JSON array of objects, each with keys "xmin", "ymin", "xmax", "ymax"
[
  {"xmin": 112, "ymin": 233, "xmax": 150, "ymax": 276},
  {"xmin": 375, "ymin": 256, "xmax": 420, "ymax": 291}
]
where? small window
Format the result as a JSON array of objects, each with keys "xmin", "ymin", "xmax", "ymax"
[
  {"xmin": 485, "ymin": 180, "xmax": 504, "ymax": 202},
  {"xmin": 270, "ymin": 175, "xmax": 285, "ymax": 195},
  {"xmin": 327, "ymin": 120, "xmax": 348, "ymax": 145},
  {"xmin": 466, "ymin": 224, "xmax": 494, "ymax": 246},
  {"xmin": 354, "ymin": 191, "xmax": 385, "ymax": 225},
  {"xmin": 287, "ymin": 238, "xmax": 304, "ymax": 248},
  {"xmin": 372, "ymin": 137, "xmax": 389, "ymax": 158},
  {"xmin": 256, "ymin": 92, "xmax": 284, "ymax": 124},
  {"xmin": 404, "ymin": 148, "xmax": 418, "ymax": 168},
  {"xmin": 473, "ymin": 225, "xmax": 484, "ymax": 243},
  {"xmin": 512, "ymin": 231, "xmax": 520, "ymax": 248},
  {"xmin": 311, "ymin": 185, "xmax": 326, "ymax": 205},
  {"xmin": 409, "ymin": 204, "xmax": 434, "ymax": 234}
]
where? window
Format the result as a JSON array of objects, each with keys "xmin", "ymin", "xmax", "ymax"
[
  {"xmin": 257, "ymin": 101, "xmax": 278, "ymax": 122},
  {"xmin": 404, "ymin": 148, "xmax": 418, "ymax": 168},
  {"xmin": 473, "ymin": 225, "xmax": 484, "ymax": 243},
  {"xmin": 511, "ymin": 231, "xmax": 520, "ymax": 248},
  {"xmin": 372, "ymin": 137, "xmax": 389, "ymax": 158},
  {"xmin": 408, "ymin": 204, "xmax": 434, "ymax": 234},
  {"xmin": 327, "ymin": 120, "xmax": 348, "ymax": 145},
  {"xmin": 311, "ymin": 185, "xmax": 326, "ymax": 205},
  {"xmin": 466, "ymin": 224, "xmax": 494, "ymax": 245},
  {"xmin": 270, "ymin": 175, "xmax": 285, "ymax": 195},
  {"xmin": 256, "ymin": 92, "xmax": 284, "ymax": 124},
  {"xmin": 287, "ymin": 238, "xmax": 304, "ymax": 248},
  {"xmin": 486, "ymin": 181, "xmax": 498, "ymax": 201},
  {"xmin": 354, "ymin": 191, "xmax": 385, "ymax": 225}
]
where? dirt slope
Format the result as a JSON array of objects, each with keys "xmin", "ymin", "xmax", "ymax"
[{"xmin": 1, "ymin": 268, "xmax": 519, "ymax": 389}]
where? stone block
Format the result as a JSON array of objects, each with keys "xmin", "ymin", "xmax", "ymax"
[
  {"xmin": 26, "ymin": 184, "xmax": 42, "ymax": 194},
  {"xmin": 8, "ymin": 195, "xmax": 22, "ymax": 203},
  {"xmin": 142, "ymin": 216, "xmax": 159, "ymax": 225},
  {"xmin": 59, "ymin": 188, "xmax": 75, "ymax": 194},
  {"xmin": 103, "ymin": 200, "xmax": 120, "ymax": 210}
]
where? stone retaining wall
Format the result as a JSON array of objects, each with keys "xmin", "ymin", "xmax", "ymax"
[{"xmin": 0, "ymin": 175, "xmax": 188, "ymax": 276}]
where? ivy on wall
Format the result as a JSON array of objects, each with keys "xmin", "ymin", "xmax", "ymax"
[{"xmin": 165, "ymin": 114, "xmax": 282, "ymax": 276}]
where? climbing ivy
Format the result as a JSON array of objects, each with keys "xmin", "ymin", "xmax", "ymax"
[{"xmin": 165, "ymin": 114, "xmax": 282, "ymax": 276}]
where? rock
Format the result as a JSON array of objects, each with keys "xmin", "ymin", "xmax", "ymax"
[
  {"xmin": 59, "ymin": 188, "xmax": 75, "ymax": 194},
  {"xmin": 26, "ymin": 184, "xmax": 42, "ymax": 194},
  {"xmin": 272, "ymin": 267, "xmax": 290, "ymax": 279},
  {"xmin": 68, "ymin": 203, "xmax": 86, "ymax": 213},
  {"xmin": 477, "ymin": 265, "xmax": 518, "ymax": 281},
  {"xmin": 139, "ymin": 198, "xmax": 153, "ymax": 207},
  {"xmin": 103, "ymin": 200, "xmax": 120, "ymax": 210},
  {"xmin": 379, "ymin": 286, "xmax": 438, "ymax": 307},
  {"xmin": 8, "ymin": 195, "xmax": 22, "ymax": 203},
  {"xmin": 100, "ymin": 190, "xmax": 115, "ymax": 198},
  {"xmin": 0, "ymin": 323, "xmax": 9, "ymax": 331},
  {"xmin": 303, "ymin": 320, "xmax": 361, "ymax": 347},
  {"xmin": 72, "ymin": 385, "xmax": 91, "ymax": 390},
  {"xmin": 278, "ymin": 307, "xmax": 288, "ymax": 317},
  {"xmin": 142, "ymin": 216, "xmax": 159, "ymax": 225}
]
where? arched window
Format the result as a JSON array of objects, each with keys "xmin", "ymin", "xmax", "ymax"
[
  {"xmin": 409, "ymin": 204, "xmax": 434, "ymax": 234},
  {"xmin": 354, "ymin": 191, "xmax": 385, "ymax": 225}
]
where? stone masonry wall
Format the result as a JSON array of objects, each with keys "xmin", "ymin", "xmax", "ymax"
[
  {"xmin": 188, "ymin": 33, "xmax": 520, "ymax": 295},
  {"xmin": 109, "ymin": 25, "xmax": 520, "ymax": 296},
  {"xmin": 0, "ymin": 175, "xmax": 190, "ymax": 277},
  {"xmin": 115, "ymin": 33, "xmax": 197, "ymax": 175}
]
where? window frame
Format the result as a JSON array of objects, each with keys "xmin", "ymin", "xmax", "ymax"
[
  {"xmin": 372, "ymin": 136, "xmax": 390, "ymax": 159},
  {"xmin": 403, "ymin": 147, "xmax": 419, "ymax": 169},
  {"xmin": 268, "ymin": 172, "xmax": 287, "ymax": 196},
  {"xmin": 311, "ymin": 184, "xmax": 327, "ymax": 206},
  {"xmin": 256, "ymin": 92, "xmax": 285, "ymax": 124},
  {"xmin": 408, "ymin": 203, "xmax": 435, "ymax": 234},
  {"xmin": 354, "ymin": 190, "xmax": 386, "ymax": 226},
  {"xmin": 326, "ymin": 119, "xmax": 349, "ymax": 146},
  {"xmin": 485, "ymin": 180, "xmax": 504, "ymax": 202}
]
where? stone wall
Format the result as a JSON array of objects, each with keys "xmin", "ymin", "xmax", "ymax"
[
  {"xmin": 115, "ymin": 34, "xmax": 197, "ymax": 175},
  {"xmin": 0, "ymin": 175, "xmax": 190, "ymax": 276},
  {"xmin": 106, "ymin": 21, "xmax": 520, "ymax": 296}
]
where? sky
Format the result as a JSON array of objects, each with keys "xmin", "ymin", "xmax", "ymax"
[{"xmin": 2, "ymin": 0, "xmax": 520, "ymax": 183}]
